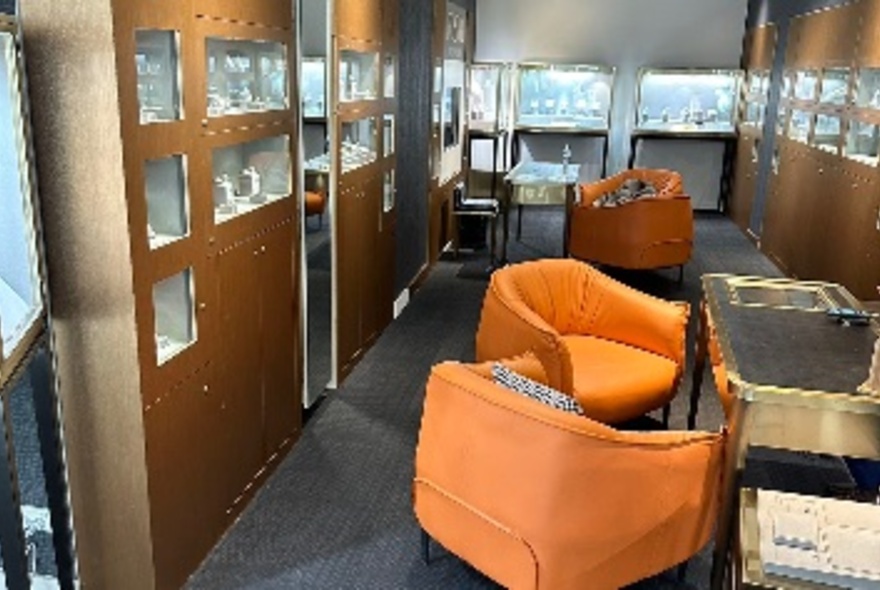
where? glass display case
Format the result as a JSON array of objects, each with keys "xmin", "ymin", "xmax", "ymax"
[
  {"xmin": 793, "ymin": 70, "xmax": 819, "ymax": 102},
  {"xmin": 469, "ymin": 62, "xmax": 512, "ymax": 133},
  {"xmin": 747, "ymin": 70, "xmax": 770, "ymax": 97},
  {"xmin": 845, "ymin": 120, "xmax": 879, "ymax": 166},
  {"xmin": 205, "ymin": 37, "xmax": 288, "ymax": 118},
  {"xmin": 211, "ymin": 134, "xmax": 291, "ymax": 224},
  {"xmin": 636, "ymin": 68, "xmax": 741, "ymax": 133},
  {"xmin": 854, "ymin": 68, "xmax": 880, "ymax": 109},
  {"xmin": 0, "ymin": 31, "xmax": 42, "ymax": 360},
  {"xmin": 339, "ymin": 49, "xmax": 378, "ymax": 102},
  {"xmin": 777, "ymin": 103, "xmax": 788, "ymax": 136},
  {"xmin": 812, "ymin": 114, "xmax": 841, "ymax": 153},
  {"xmin": 135, "ymin": 29, "xmax": 182, "ymax": 124},
  {"xmin": 383, "ymin": 114, "xmax": 394, "ymax": 157},
  {"xmin": 516, "ymin": 64, "xmax": 613, "ymax": 130},
  {"xmin": 384, "ymin": 54, "xmax": 395, "ymax": 99},
  {"xmin": 744, "ymin": 102, "xmax": 765, "ymax": 128},
  {"xmin": 383, "ymin": 169, "xmax": 395, "ymax": 213},
  {"xmin": 301, "ymin": 57, "xmax": 326, "ymax": 118},
  {"xmin": 153, "ymin": 269, "xmax": 196, "ymax": 365},
  {"xmin": 819, "ymin": 68, "xmax": 849, "ymax": 106},
  {"xmin": 340, "ymin": 117, "xmax": 378, "ymax": 173},
  {"xmin": 782, "ymin": 71, "xmax": 793, "ymax": 101},
  {"xmin": 145, "ymin": 155, "xmax": 189, "ymax": 249},
  {"xmin": 788, "ymin": 109, "xmax": 811, "ymax": 143}
]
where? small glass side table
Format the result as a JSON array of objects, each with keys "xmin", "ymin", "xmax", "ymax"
[{"xmin": 500, "ymin": 161, "xmax": 580, "ymax": 264}]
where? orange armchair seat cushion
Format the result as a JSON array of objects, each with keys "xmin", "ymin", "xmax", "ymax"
[
  {"xmin": 414, "ymin": 360, "xmax": 725, "ymax": 590},
  {"xmin": 569, "ymin": 168, "xmax": 693, "ymax": 270},
  {"xmin": 305, "ymin": 190, "xmax": 326, "ymax": 217},
  {"xmin": 476, "ymin": 259, "xmax": 688, "ymax": 424}
]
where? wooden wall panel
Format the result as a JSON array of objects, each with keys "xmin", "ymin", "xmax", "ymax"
[
  {"xmin": 336, "ymin": 0, "xmax": 383, "ymax": 42},
  {"xmin": 858, "ymin": 0, "xmax": 880, "ymax": 66},
  {"xmin": 797, "ymin": 4, "xmax": 860, "ymax": 67},
  {"xmin": 730, "ymin": 131, "xmax": 761, "ymax": 233}
]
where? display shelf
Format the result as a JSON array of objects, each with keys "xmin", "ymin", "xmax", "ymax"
[
  {"xmin": 383, "ymin": 54, "xmax": 395, "ymax": 99},
  {"xmin": 0, "ymin": 30, "xmax": 41, "ymax": 360},
  {"xmin": 793, "ymin": 70, "xmax": 819, "ymax": 102},
  {"xmin": 819, "ymin": 68, "xmax": 849, "ymax": 106},
  {"xmin": 635, "ymin": 68, "xmax": 741, "ymax": 134},
  {"xmin": 515, "ymin": 63, "xmax": 614, "ymax": 130},
  {"xmin": 301, "ymin": 57, "xmax": 326, "ymax": 119},
  {"xmin": 304, "ymin": 152, "xmax": 330, "ymax": 173},
  {"xmin": 744, "ymin": 102, "xmax": 766, "ymax": 128},
  {"xmin": 206, "ymin": 37, "xmax": 288, "ymax": 118},
  {"xmin": 153, "ymin": 269, "xmax": 196, "ymax": 365},
  {"xmin": 747, "ymin": 70, "xmax": 770, "ymax": 98},
  {"xmin": 854, "ymin": 68, "xmax": 880, "ymax": 109},
  {"xmin": 383, "ymin": 114, "xmax": 394, "ymax": 157},
  {"xmin": 845, "ymin": 120, "xmax": 880, "ymax": 166},
  {"xmin": 788, "ymin": 109, "xmax": 811, "ymax": 143},
  {"xmin": 135, "ymin": 29, "xmax": 182, "ymax": 125},
  {"xmin": 812, "ymin": 114, "xmax": 841, "ymax": 153},
  {"xmin": 339, "ymin": 49, "xmax": 378, "ymax": 102},
  {"xmin": 340, "ymin": 117, "xmax": 377, "ymax": 173},
  {"xmin": 212, "ymin": 135, "xmax": 291, "ymax": 224},
  {"xmin": 469, "ymin": 62, "xmax": 512, "ymax": 134},
  {"xmin": 383, "ymin": 169, "xmax": 395, "ymax": 213},
  {"xmin": 145, "ymin": 155, "xmax": 189, "ymax": 250}
]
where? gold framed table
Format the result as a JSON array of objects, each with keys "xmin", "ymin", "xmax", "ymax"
[
  {"xmin": 500, "ymin": 161, "xmax": 580, "ymax": 264},
  {"xmin": 688, "ymin": 274, "xmax": 880, "ymax": 590}
]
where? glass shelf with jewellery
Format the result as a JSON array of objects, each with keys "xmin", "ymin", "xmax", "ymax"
[
  {"xmin": 811, "ymin": 113, "xmax": 842, "ymax": 154},
  {"xmin": 339, "ymin": 117, "xmax": 378, "ymax": 174},
  {"xmin": 469, "ymin": 62, "xmax": 513, "ymax": 134},
  {"xmin": 301, "ymin": 56, "xmax": 326, "ymax": 119},
  {"xmin": 135, "ymin": 29, "xmax": 183, "ymax": 125},
  {"xmin": 787, "ymin": 109, "xmax": 811, "ymax": 144},
  {"xmin": 205, "ymin": 36, "xmax": 289, "ymax": 118},
  {"xmin": 211, "ymin": 134, "xmax": 291, "ymax": 225},
  {"xmin": 515, "ymin": 63, "xmax": 614, "ymax": 131},
  {"xmin": 845, "ymin": 119, "xmax": 880, "ymax": 167},
  {"xmin": 339, "ymin": 48, "xmax": 379, "ymax": 104},
  {"xmin": 152, "ymin": 268, "xmax": 197, "ymax": 366},
  {"xmin": 635, "ymin": 68, "xmax": 742, "ymax": 134}
]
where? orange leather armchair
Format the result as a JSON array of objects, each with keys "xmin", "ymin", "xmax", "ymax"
[
  {"xmin": 568, "ymin": 168, "xmax": 693, "ymax": 272},
  {"xmin": 305, "ymin": 190, "xmax": 327, "ymax": 229},
  {"xmin": 476, "ymin": 259, "xmax": 688, "ymax": 424},
  {"xmin": 413, "ymin": 358, "xmax": 726, "ymax": 590}
]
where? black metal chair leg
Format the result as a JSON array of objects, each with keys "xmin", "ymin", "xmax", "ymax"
[
  {"xmin": 677, "ymin": 561, "xmax": 689, "ymax": 581},
  {"xmin": 662, "ymin": 403, "xmax": 671, "ymax": 429},
  {"xmin": 421, "ymin": 528, "xmax": 431, "ymax": 565}
]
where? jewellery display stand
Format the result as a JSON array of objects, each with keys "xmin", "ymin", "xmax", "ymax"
[{"xmin": 22, "ymin": 0, "xmax": 302, "ymax": 587}]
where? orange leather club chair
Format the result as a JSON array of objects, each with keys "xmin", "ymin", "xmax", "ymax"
[
  {"xmin": 476, "ymin": 259, "xmax": 688, "ymax": 425},
  {"xmin": 305, "ymin": 190, "xmax": 327, "ymax": 229},
  {"xmin": 568, "ymin": 168, "xmax": 693, "ymax": 276},
  {"xmin": 413, "ymin": 357, "xmax": 726, "ymax": 590}
]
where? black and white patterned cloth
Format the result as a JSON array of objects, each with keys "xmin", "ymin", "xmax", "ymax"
[{"xmin": 492, "ymin": 363, "xmax": 585, "ymax": 416}]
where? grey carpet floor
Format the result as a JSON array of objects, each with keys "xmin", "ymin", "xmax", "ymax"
[{"xmin": 187, "ymin": 210, "xmax": 782, "ymax": 590}]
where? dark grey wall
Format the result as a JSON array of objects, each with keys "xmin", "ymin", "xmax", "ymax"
[
  {"xmin": 396, "ymin": 0, "xmax": 433, "ymax": 293},
  {"xmin": 746, "ymin": 0, "xmax": 852, "ymax": 236},
  {"xmin": 0, "ymin": 0, "xmax": 15, "ymax": 14}
]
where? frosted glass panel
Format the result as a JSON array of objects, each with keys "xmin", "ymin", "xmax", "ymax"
[
  {"xmin": 136, "ymin": 30, "xmax": 182, "ymax": 124},
  {"xmin": 145, "ymin": 155, "xmax": 189, "ymax": 249},
  {"xmin": 153, "ymin": 269, "xmax": 196, "ymax": 365},
  {"xmin": 0, "ymin": 32, "xmax": 41, "ymax": 358}
]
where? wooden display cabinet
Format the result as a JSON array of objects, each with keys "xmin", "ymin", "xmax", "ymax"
[
  {"xmin": 332, "ymin": 0, "xmax": 397, "ymax": 382},
  {"xmin": 22, "ymin": 0, "xmax": 302, "ymax": 587}
]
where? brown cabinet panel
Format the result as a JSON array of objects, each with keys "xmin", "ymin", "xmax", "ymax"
[
  {"xmin": 192, "ymin": 0, "xmax": 294, "ymax": 28},
  {"xmin": 859, "ymin": 0, "xmax": 880, "ymax": 66},
  {"xmin": 337, "ymin": 186, "xmax": 363, "ymax": 371},
  {"xmin": 214, "ymin": 239, "xmax": 265, "ymax": 505},
  {"xmin": 797, "ymin": 4, "xmax": 860, "ymax": 67},
  {"xmin": 260, "ymin": 222, "xmax": 301, "ymax": 456},
  {"xmin": 336, "ymin": 0, "xmax": 383, "ymax": 43},
  {"xmin": 144, "ymin": 367, "xmax": 224, "ymax": 590},
  {"xmin": 730, "ymin": 133, "xmax": 761, "ymax": 233}
]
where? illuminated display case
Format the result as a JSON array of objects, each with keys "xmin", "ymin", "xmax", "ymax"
[
  {"xmin": 845, "ymin": 120, "xmax": 879, "ymax": 166},
  {"xmin": 206, "ymin": 37, "xmax": 289, "ymax": 118},
  {"xmin": 811, "ymin": 113, "xmax": 841, "ymax": 153},
  {"xmin": 515, "ymin": 63, "xmax": 614, "ymax": 130},
  {"xmin": 636, "ymin": 68, "xmax": 742, "ymax": 133},
  {"xmin": 136, "ymin": 29, "xmax": 182, "ymax": 124},
  {"xmin": 854, "ymin": 68, "xmax": 880, "ymax": 109},
  {"xmin": 211, "ymin": 134, "xmax": 291, "ymax": 224},
  {"xmin": 301, "ymin": 57, "xmax": 326, "ymax": 118},
  {"xmin": 152, "ymin": 269, "xmax": 197, "ymax": 365},
  {"xmin": 0, "ymin": 30, "xmax": 42, "ymax": 363},
  {"xmin": 793, "ymin": 69, "xmax": 819, "ymax": 102},
  {"xmin": 819, "ymin": 67, "xmax": 849, "ymax": 106},
  {"xmin": 788, "ymin": 109, "xmax": 811, "ymax": 143},
  {"xmin": 145, "ymin": 155, "xmax": 190, "ymax": 249},
  {"xmin": 339, "ymin": 49, "xmax": 378, "ymax": 102},
  {"xmin": 340, "ymin": 117, "xmax": 378, "ymax": 173},
  {"xmin": 469, "ymin": 62, "xmax": 512, "ymax": 133}
]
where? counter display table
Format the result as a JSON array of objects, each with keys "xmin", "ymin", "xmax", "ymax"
[{"xmin": 688, "ymin": 274, "xmax": 880, "ymax": 590}]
